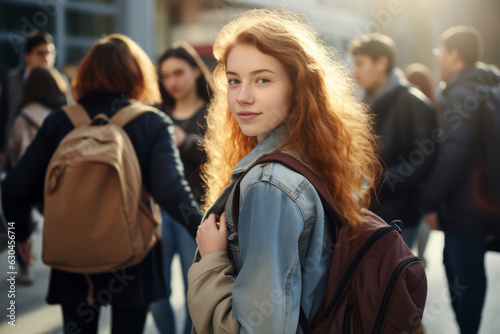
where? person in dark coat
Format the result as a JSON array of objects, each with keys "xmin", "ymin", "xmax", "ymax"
[
  {"xmin": 422, "ymin": 26, "xmax": 500, "ymax": 334},
  {"xmin": 404, "ymin": 62, "xmax": 440, "ymax": 268},
  {"xmin": 6, "ymin": 66, "xmax": 69, "ymax": 285},
  {"xmin": 0, "ymin": 30, "xmax": 73, "ymax": 169},
  {"xmin": 1, "ymin": 34, "xmax": 202, "ymax": 334},
  {"xmin": 150, "ymin": 41, "xmax": 214, "ymax": 334},
  {"xmin": 349, "ymin": 33, "xmax": 438, "ymax": 248}
]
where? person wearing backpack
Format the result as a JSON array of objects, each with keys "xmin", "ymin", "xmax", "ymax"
[
  {"xmin": 1, "ymin": 34, "xmax": 202, "ymax": 334},
  {"xmin": 422, "ymin": 26, "xmax": 500, "ymax": 334},
  {"xmin": 6, "ymin": 66, "xmax": 68, "ymax": 285},
  {"xmin": 0, "ymin": 30, "xmax": 73, "ymax": 168},
  {"xmin": 150, "ymin": 42, "xmax": 214, "ymax": 334},
  {"xmin": 9, "ymin": 67, "xmax": 68, "ymax": 167},
  {"xmin": 186, "ymin": 9, "xmax": 426, "ymax": 334}
]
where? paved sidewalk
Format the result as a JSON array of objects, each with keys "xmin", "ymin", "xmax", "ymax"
[
  {"xmin": 0, "ymin": 226, "xmax": 499, "ymax": 333},
  {"xmin": 419, "ymin": 231, "xmax": 500, "ymax": 334}
]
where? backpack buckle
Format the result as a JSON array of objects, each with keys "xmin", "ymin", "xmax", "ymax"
[
  {"xmin": 389, "ymin": 220, "xmax": 403, "ymax": 234},
  {"xmin": 47, "ymin": 165, "xmax": 67, "ymax": 194}
]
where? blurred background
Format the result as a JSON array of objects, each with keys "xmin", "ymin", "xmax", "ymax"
[
  {"xmin": 0, "ymin": 1, "xmax": 499, "ymax": 334},
  {"xmin": 1, "ymin": 0, "xmax": 499, "ymax": 80}
]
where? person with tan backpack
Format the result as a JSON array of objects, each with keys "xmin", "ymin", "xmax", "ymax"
[{"xmin": 1, "ymin": 34, "xmax": 202, "ymax": 334}]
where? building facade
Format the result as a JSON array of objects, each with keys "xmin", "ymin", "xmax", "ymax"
[{"xmin": 0, "ymin": 0, "xmax": 372, "ymax": 77}]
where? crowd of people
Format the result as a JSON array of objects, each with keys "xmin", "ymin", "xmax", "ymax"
[{"xmin": 0, "ymin": 7, "xmax": 499, "ymax": 334}]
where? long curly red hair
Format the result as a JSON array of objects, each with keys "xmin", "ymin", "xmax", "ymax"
[{"xmin": 203, "ymin": 9, "xmax": 381, "ymax": 230}]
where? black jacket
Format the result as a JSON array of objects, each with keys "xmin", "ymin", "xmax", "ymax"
[
  {"xmin": 0, "ymin": 66, "xmax": 25, "ymax": 154},
  {"xmin": 1, "ymin": 91, "xmax": 202, "ymax": 306},
  {"xmin": 369, "ymin": 84, "xmax": 438, "ymax": 228},
  {"xmin": 421, "ymin": 63, "xmax": 500, "ymax": 235},
  {"xmin": 161, "ymin": 105, "xmax": 208, "ymax": 206}
]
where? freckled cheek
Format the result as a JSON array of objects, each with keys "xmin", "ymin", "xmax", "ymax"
[
  {"xmin": 227, "ymin": 91, "xmax": 236, "ymax": 107},
  {"xmin": 227, "ymin": 92, "xmax": 238, "ymax": 118}
]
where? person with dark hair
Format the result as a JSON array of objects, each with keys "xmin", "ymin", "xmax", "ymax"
[
  {"xmin": 9, "ymin": 67, "xmax": 68, "ymax": 166},
  {"xmin": 422, "ymin": 26, "xmax": 500, "ymax": 334},
  {"xmin": 150, "ymin": 41, "xmax": 214, "ymax": 334},
  {"xmin": 0, "ymin": 30, "xmax": 73, "ymax": 169},
  {"xmin": 404, "ymin": 63, "xmax": 438, "ymax": 109},
  {"xmin": 1, "ymin": 34, "xmax": 202, "ymax": 334},
  {"xmin": 403, "ymin": 63, "xmax": 440, "ymax": 269},
  {"xmin": 404, "ymin": 62, "xmax": 443, "ymax": 272},
  {"xmin": 349, "ymin": 33, "xmax": 438, "ymax": 249},
  {"xmin": 6, "ymin": 67, "xmax": 68, "ymax": 285}
]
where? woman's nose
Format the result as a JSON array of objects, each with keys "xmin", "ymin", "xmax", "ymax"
[{"xmin": 236, "ymin": 84, "xmax": 254, "ymax": 104}]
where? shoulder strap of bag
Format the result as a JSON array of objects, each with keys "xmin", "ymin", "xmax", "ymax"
[
  {"xmin": 110, "ymin": 102, "xmax": 158, "ymax": 128},
  {"xmin": 231, "ymin": 151, "xmax": 343, "ymax": 233},
  {"xmin": 19, "ymin": 112, "xmax": 42, "ymax": 130},
  {"xmin": 61, "ymin": 104, "xmax": 91, "ymax": 128}
]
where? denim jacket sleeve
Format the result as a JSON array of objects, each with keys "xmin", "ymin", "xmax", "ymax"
[
  {"xmin": 234, "ymin": 180, "xmax": 305, "ymax": 333},
  {"xmin": 188, "ymin": 179, "xmax": 306, "ymax": 334}
]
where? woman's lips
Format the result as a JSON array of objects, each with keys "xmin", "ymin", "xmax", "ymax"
[
  {"xmin": 237, "ymin": 112, "xmax": 261, "ymax": 121},
  {"xmin": 169, "ymin": 87, "xmax": 181, "ymax": 95}
]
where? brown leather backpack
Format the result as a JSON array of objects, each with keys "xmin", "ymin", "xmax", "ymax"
[
  {"xmin": 42, "ymin": 102, "xmax": 161, "ymax": 274},
  {"xmin": 232, "ymin": 153, "xmax": 427, "ymax": 334}
]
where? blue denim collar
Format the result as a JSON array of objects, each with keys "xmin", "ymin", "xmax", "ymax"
[
  {"xmin": 231, "ymin": 125, "xmax": 287, "ymax": 176},
  {"xmin": 200, "ymin": 125, "xmax": 287, "ymax": 221}
]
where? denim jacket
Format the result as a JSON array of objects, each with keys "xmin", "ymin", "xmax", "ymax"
[{"xmin": 187, "ymin": 126, "xmax": 331, "ymax": 334}]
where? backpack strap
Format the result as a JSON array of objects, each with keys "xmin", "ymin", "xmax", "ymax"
[
  {"xmin": 110, "ymin": 102, "xmax": 158, "ymax": 128},
  {"xmin": 231, "ymin": 152, "xmax": 343, "ymax": 233},
  {"xmin": 19, "ymin": 112, "xmax": 42, "ymax": 130},
  {"xmin": 61, "ymin": 104, "xmax": 92, "ymax": 128}
]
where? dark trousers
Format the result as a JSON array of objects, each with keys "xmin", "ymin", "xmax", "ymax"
[
  {"xmin": 62, "ymin": 304, "xmax": 149, "ymax": 334},
  {"xmin": 443, "ymin": 232, "xmax": 487, "ymax": 334}
]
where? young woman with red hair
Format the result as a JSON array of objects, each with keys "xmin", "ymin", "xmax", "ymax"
[{"xmin": 186, "ymin": 8, "xmax": 381, "ymax": 333}]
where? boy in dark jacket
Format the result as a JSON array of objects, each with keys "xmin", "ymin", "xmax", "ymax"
[
  {"xmin": 0, "ymin": 30, "xmax": 73, "ymax": 170},
  {"xmin": 349, "ymin": 33, "xmax": 438, "ymax": 248},
  {"xmin": 422, "ymin": 26, "xmax": 500, "ymax": 334}
]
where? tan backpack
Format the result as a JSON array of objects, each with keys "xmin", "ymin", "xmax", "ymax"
[{"xmin": 42, "ymin": 102, "xmax": 161, "ymax": 274}]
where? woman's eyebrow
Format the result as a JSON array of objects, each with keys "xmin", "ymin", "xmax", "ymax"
[{"xmin": 226, "ymin": 69, "xmax": 276, "ymax": 76}]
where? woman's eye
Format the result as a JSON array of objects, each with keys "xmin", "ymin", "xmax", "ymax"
[
  {"xmin": 228, "ymin": 79, "xmax": 240, "ymax": 85},
  {"xmin": 257, "ymin": 78, "xmax": 270, "ymax": 84}
]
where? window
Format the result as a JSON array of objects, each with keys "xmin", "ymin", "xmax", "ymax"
[
  {"xmin": 66, "ymin": 10, "xmax": 115, "ymax": 37},
  {"xmin": 0, "ymin": 3, "xmax": 55, "ymax": 34}
]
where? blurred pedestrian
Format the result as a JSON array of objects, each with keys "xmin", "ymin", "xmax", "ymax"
[
  {"xmin": 405, "ymin": 63, "xmax": 438, "ymax": 108},
  {"xmin": 404, "ymin": 62, "xmax": 440, "ymax": 267},
  {"xmin": 0, "ymin": 30, "xmax": 72, "ymax": 169},
  {"xmin": 422, "ymin": 26, "xmax": 500, "ymax": 334},
  {"xmin": 349, "ymin": 33, "xmax": 438, "ymax": 248},
  {"xmin": 187, "ymin": 9, "xmax": 382, "ymax": 333},
  {"xmin": 9, "ymin": 67, "xmax": 68, "ymax": 166},
  {"xmin": 1, "ymin": 34, "xmax": 201, "ymax": 334},
  {"xmin": 150, "ymin": 41, "xmax": 214, "ymax": 334},
  {"xmin": 7, "ymin": 66, "xmax": 68, "ymax": 284}
]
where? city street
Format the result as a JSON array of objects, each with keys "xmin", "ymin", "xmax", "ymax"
[{"xmin": 1, "ymin": 222, "xmax": 499, "ymax": 334}]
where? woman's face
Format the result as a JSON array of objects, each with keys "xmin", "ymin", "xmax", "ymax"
[
  {"xmin": 226, "ymin": 44, "xmax": 293, "ymax": 142},
  {"xmin": 160, "ymin": 57, "xmax": 200, "ymax": 101}
]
